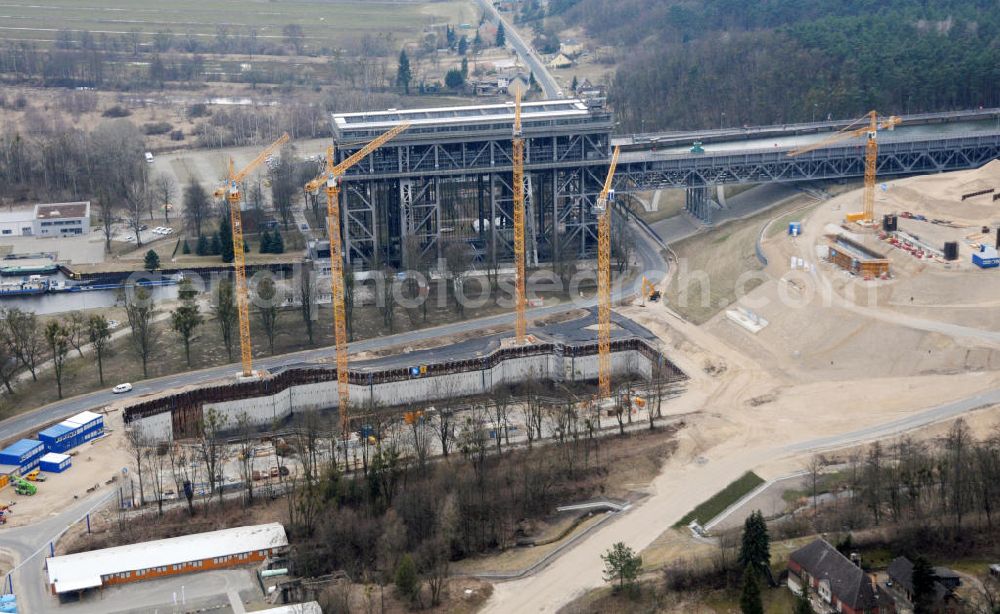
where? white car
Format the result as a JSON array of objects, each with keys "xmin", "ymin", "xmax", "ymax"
[
  {"xmin": 152, "ymin": 227, "xmax": 166, "ymax": 234},
  {"xmin": 112, "ymin": 383, "xmax": 133, "ymax": 394}
]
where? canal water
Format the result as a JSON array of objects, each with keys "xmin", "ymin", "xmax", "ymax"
[{"xmin": 656, "ymin": 118, "xmax": 1000, "ymax": 155}]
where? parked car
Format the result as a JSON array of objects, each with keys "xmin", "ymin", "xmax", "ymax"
[{"xmin": 112, "ymin": 382, "xmax": 133, "ymax": 394}]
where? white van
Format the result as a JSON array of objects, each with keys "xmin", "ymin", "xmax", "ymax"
[{"xmin": 144, "ymin": 152, "xmax": 154, "ymax": 164}]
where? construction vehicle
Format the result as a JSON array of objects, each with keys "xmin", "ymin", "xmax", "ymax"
[
  {"xmin": 641, "ymin": 276, "xmax": 660, "ymax": 302},
  {"xmin": 512, "ymin": 86, "xmax": 528, "ymax": 343},
  {"xmin": 789, "ymin": 111, "xmax": 900, "ymax": 224},
  {"xmin": 304, "ymin": 123, "xmax": 409, "ymax": 440},
  {"xmin": 215, "ymin": 132, "xmax": 292, "ymax": 378},
  {"xmin": 13, "ymin": 476, "xmax": 36, "ymax": 496},
  {"xmin": 595, "ymin": 145, "xmax": 622, "ymax": 398}
]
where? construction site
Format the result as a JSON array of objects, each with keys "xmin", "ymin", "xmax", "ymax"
[{"xmin": 1, "ymin": 91, "xmax": 1000, "ymax": 612}]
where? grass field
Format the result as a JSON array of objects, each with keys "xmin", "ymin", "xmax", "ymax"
[
  {"xmin": 675, "ymin": 471, "xmax": 765, "ymax": 528},
  {"xmin": 0, "ymin": 0, "xmax": 476, "ymax": 49}
]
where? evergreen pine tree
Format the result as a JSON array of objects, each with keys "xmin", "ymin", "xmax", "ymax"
[
  {"xmin": 144, "ymin": 249, "xmax": 160, "ymax": 271},
  {"xmin": 260, "ymin": 231, "xmax": 272, "ymax": 253},
  {"xmin": 272, "ymin": 231, "xmax": 285, "ymax": 254},
  {"xmin": 219, "ymin": 215, "xmax": 234, "ymax": 263},
  {"xmin": 740, "ymin": 564, "xmax": 764, "ymax": 614},
  {"xmin": 182, "ymin": 239, "xmax": 191, "ymax": 254},
  {"xmin": 912, "ymin": 556, "xmax": 936, "ymax": 614},
  {"xmin": 196, "ymin": 234, "xmax": 209, "ymax": 256},
  {"xmin": 496, "ymin": 23, "xmax": 506, "ymax": 47},
  {"xmin": 739, "ymin": 510, "xmax": 771, "ymax": 573},
  {"xmin": 396, "ymin": 49, "xmax": 412, "ymax": 94},
  {"xmin": 210, "ymin": 232, "xmax": 222, "ymax": 256},
  {"xmin": 395, "ymin": 554, "xmax": 418, "ymax": 602}
]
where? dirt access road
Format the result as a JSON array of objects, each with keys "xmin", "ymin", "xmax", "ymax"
[
  {"xmin": 483, "ymin": 365, "xmax": 1000, "ymax": 613},
  {"xmin": 481, "ymin": 174, "xmax": 1000, "ymax": 612}
]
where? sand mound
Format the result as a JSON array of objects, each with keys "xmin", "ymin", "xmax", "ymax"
[{"xmin": 880, "ymin": 161, "xmax": 1000, "ymax": 226}]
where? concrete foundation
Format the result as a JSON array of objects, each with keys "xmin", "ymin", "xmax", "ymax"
[
  {"xmin": 124, "ymin": 312, "xmax": 684, "ymax": 443},
  {"xmin": 129, "ymin": 343, "xmax": 666, "ymax": 443}
]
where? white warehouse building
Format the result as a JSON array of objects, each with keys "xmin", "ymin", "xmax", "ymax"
[
  {"xmin": 0, "ymin": 201, "xmax": 90, "ymax": 237},
  {"xmin": 33, "ymin": 201, "xmax": 91, "ymax": 237}
]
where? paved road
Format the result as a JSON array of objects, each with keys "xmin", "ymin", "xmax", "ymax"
[
  {"xmin": 0, "ymin": 216, "xmax": 665, "ymax": 443},
  {"xmin": 475, "ymin": 0, "xmax": 562, "ymax": 99},
  {"xmin": 0, "ymin": 490, "xmax": 115, "ymax": 612}
]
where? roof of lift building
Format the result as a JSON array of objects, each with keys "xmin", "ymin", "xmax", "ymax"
[{"xmin": 332, "ymin": 99, "xmax": 609, "ymax": 143}]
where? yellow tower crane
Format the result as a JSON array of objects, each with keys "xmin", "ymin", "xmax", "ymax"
[
  {"xmin": 304, "ymin": 122, "xmax": 410, "ymax": 439},
  {"xmin": 596, "ymin": 145, "xmax": 621, "ymax": 399},
  {"xmin": 215, "ymin": 132, "xmax": 290, "ymax": 378},
  {"xmin": 789, "ymin": 111, "xmax": 900, "ymax": 223},
  {"xmin": 512, "ymin": 87, "xmax": 528, "ymax": 343}
]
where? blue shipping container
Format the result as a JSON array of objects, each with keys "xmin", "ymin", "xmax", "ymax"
[
  {"xmin": 39, "ymin": 421, "xmax": 103, "ymax": 453},
  {"xmin": 39, "ymin": 453, "xmax": 71, "ymax": 473},
  {"xmin": 0, "ymin": 439, "xmax": 44, "ymax": 467},
  {"xmin": 38, "ymin": 422, "xmax": 79, "ymax": 453}
]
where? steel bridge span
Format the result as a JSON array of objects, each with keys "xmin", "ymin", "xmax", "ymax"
[{"xmin": 333, "ymin": 100, "xmax": 1000, "ymax": 269}]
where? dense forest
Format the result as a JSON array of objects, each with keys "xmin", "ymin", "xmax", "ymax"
[{"xmin": 549, "ymin": 0, "xmax": 1000, "ymax": 131}]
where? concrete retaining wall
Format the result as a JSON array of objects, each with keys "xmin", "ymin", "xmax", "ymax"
[{"xmin": 133, "ymin": 348, "xmax": 658, "ymax": 442}]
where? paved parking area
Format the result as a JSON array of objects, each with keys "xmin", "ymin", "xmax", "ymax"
[{"xmin": 51, "ymin": 569, "xmax": 257, "ymax": 614}]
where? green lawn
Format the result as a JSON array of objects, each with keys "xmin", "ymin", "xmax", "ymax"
[{"xmin": 675, "ymin": 471, "xmax": 765, "ymax": 528}]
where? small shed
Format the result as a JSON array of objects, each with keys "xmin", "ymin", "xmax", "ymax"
[
  {"xmin": 39, "ymin": 452, "xmax": 71, "ymax": 474},
  {"xmin": 973, "ymin": 245, "xmax": 999, "ymax": 268}
]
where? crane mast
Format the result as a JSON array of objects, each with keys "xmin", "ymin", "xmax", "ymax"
[
  {"xmin": 217, "ymin": 132, "xmax": 290, "ymax": 378},
  {"xmin": 596, "ymin": 146, "xmax": 621, "ymax": 399},
  {"xmin": 305, "ymin": 122, "xmax": 409, "ymax": 439},
  {"xmin": 789, "ymin": 111, "xmax": 899, "ymax": 224},
  {"xmin": 861, "ymin": 111, "xmax": 880, "ymax": 222},
  {"xmin": 512, "ymin": 88, "xmax": 527, "ymax": 343}
]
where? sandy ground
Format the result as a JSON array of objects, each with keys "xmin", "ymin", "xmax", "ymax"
[
  {"xmin": 481, "ymin": 167, "xmax": 1000, "ymax": 612},
  {"xmin": 2, "ymin": 410, "xmax": 131, "ymax": 528}
]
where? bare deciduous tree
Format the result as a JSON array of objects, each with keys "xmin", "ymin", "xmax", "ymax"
[
  {"xmin": 121, "ymin": 286, "xmax": 159, "ymax": 378},
  {"xmin": 44, "ymin": 321, "xmax": 70, "ymax": 399},
  {"xmin": 254, "ymin": 274, "xmax": 282, "ymax": 354},
  {"xmin": 196, "ymin": 407, "xmax": 229, "ymax": 509},
  {"xmin": 153, "ymin": 173, "xmax": 176, "ymax": 222},
  {"xmin": 2, "ymin": 308, "xmax": 42, "ymax": 381}
]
